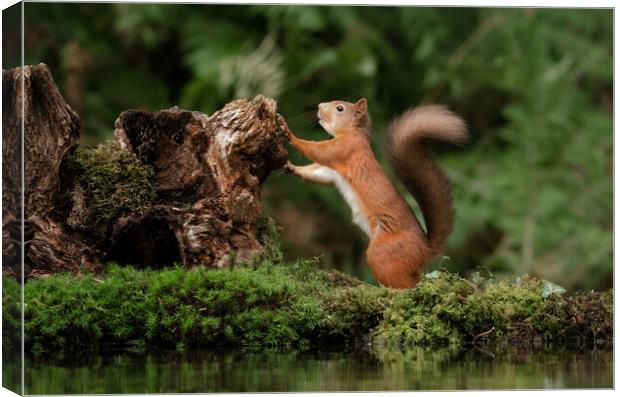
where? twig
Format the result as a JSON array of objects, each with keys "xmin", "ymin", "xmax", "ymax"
[{"xmin": 473, "ymin": 326, "xmax": 496, "ymax": 344}]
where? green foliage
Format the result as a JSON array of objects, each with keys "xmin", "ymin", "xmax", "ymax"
[
  {"xmin": 421, "ymin": 10, "xmax": 613, "ymax": 291},
  {"xmin": 23, "ymin": 5, "xmax": 612, "ymax": 290},
  {"xmin": 6, "ymin": 258, "xmax": 612, "ymax": 352},
  {"xmin": 2, "ymin": 277, "xmax": 21, "ymax": 351},
  {"xmin": 64, "ymin": 141, "xmax": 155, "ymax": 229}
]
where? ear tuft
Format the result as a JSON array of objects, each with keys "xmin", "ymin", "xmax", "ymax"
[
  {"xmin": 356, "ymin": 98, "xmax": 368, "ymax": 113},
  {"xmin": 354, "ymin": 98, "xmax": 371, "ymax": 134}
]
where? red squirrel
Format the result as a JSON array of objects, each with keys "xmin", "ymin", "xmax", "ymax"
[{"xmin": 278, "ymin": 99, "xmax": 467, "ymax": 289}]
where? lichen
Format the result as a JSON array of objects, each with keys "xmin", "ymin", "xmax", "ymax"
[{"xmin": 64, "ymin": 141, "xmax": 155, "ymax": 230}]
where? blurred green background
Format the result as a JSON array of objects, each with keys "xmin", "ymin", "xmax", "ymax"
[{"xmin": 16, "ymin": 3, "xmax": 612, "ymax": 291}]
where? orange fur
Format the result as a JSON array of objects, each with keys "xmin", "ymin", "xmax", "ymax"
[{"xmin": 280, "ymin": 99, "xmax": 467, "ymax": 289}]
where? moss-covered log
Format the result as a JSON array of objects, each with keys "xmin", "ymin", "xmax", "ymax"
[
  {"xmin": 2, "ymin": 245, "xmax": 612, "ymax": 352},
  {"xmin": 2, "ymin": 64, "xmax": 287, "ymax": 277}
]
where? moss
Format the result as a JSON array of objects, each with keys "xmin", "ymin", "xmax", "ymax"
[
  {"xmin": 3, "ymin": 255, "xmax": 612, "ymax": 352},
  {"xmin": 529, "ymin": 290, "xmax": 613, "ymax": 345},
  {"xmin": 321, "ymin": 285, "xmax": 396, "ymax": 341},
  {"xmin": 461, "ymin": 275, "xmax": 546, "ymax": 338},
  {"xmin": 64, "ymin": 141, "xmax": 155, "ymax": 229},
  {"xmin": 372, "ymin": 273, "xmax": 470, "ymax": 347},
  {"xmin": 2, "ymin": 277, "xmax": 21, "ymax": 351},
  {"xmin": 372, "ymin": 271, "xmax": 612, "ymax": 349},
  {"xmin": 256, "ymin": 216, "xmax": 284, "ymax": 264}
]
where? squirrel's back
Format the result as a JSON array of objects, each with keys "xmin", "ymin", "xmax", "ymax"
[{"xmin": 387, "ymin": 105, "xmax": 467, "ymax": 255}]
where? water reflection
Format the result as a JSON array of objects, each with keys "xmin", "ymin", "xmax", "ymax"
[{"xmin": 5, "ymin": 346, "xmax": 612, "ymax": 394}]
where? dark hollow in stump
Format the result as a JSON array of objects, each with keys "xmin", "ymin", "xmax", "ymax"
[{"xmin": 2, "ymin": 63, "xmax": 288, "ymax": 277}]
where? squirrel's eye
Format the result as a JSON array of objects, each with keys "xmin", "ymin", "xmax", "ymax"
[{"xmin": 336, "ymin": 105, "xmax": 344, "ymax": 112}]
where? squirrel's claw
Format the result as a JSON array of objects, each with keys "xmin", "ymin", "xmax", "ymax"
[
  {"xmin": 283, "ymin": 160, "xmax": 295, "ymax": 173},
  {"xmin": 277, "ymin": 114, "xmax": 293, "ymax": 140}
]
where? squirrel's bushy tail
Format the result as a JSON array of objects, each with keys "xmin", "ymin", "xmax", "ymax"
[{"xmin": 387, "ymin": 105, "xmax": 467, "ymax": 255}]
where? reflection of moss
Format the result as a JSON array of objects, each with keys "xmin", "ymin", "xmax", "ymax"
[
  {"xmin": 5, "ymin": 250, "xmax": 613, "ymax": 352},
  {"xmin": 64, "ymin": 141, "xmax": 155, "ymax": 229}
]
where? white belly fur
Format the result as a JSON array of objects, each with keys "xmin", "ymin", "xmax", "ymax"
[{"xmin": 316, "ymin": 166, "xmax": 371, "ymax": 237}]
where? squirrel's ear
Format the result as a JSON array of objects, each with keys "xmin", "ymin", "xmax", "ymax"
[{"xmin": 355, "ymin": 98, "xmax": 368, "ymax": 113}]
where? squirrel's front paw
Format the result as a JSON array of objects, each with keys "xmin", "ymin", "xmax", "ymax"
[
  {"xmin": 283, "ymin": 160, "xmax": 296, "ymax": 173},
  {"xmin": 277, "ymin": 114, "xmax": 293, "ymax": 140}
]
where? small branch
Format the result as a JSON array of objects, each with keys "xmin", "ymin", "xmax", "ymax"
[{"xmin": 472, "ymin": 326, "xmax": 495, "ymax": 344}]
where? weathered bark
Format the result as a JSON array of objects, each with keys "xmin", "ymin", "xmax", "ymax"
[
  {"xmin": 2, "ymin": 63, "xmax": 287, "ymax": 276},
  {"xmin": 3, "ymin": 64, "xmax": 103, "ymax": 277},
  {"xmin": 111, "ymin": 98, "xmax": 287, "ymax": 267},
  {"xmin": 2, "ymin": 66, "xmax": 21, "ymax": 275}
]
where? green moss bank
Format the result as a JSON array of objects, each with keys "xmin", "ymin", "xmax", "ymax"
[{"xmin": 2, "ymin": 258, "xmax": 612, "ymax": 352}]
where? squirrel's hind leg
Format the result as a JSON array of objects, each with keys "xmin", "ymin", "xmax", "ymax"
[{"xmin": 366, "ymin": 231, "xmax": 429, "ymax": 289}]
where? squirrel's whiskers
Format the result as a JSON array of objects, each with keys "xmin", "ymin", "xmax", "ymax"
[{"xmin": 286, "ymin": 110, "xmax": 318, "ymax": 130}]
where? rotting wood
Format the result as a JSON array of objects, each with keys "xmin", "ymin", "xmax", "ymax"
[{"xmin": 2, "ymin": 63, "xmax": 288, "ymax": 277}]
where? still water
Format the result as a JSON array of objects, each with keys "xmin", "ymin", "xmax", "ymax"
[{"xmin": 5, "ymin": 347, "xmax": 613, "ymax": 394}]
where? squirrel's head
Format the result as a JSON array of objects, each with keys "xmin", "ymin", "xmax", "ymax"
[{"xmin": 317, "ymin": 98, "xmax": 371, "ymax": 137}]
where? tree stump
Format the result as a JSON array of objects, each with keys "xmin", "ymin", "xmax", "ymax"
[
  {"xmin": 2, "ymin": 67, "xmax": 21, "ymax": 276},
  {"xmin": 110, "ymin": 98, "xmax": 287, "ymax": 268},
  {"xmin": 2, "ymin": 63, "xmax": 288, "ymax": 277},
  {"xmin": 3, "ymin": 64, "xmax": 103, "ymax": 277}
]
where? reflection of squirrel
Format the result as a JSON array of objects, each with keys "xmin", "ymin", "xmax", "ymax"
[{"xmin": 279, "ymin": 99, "xmax": 467, "ymax": 289}]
